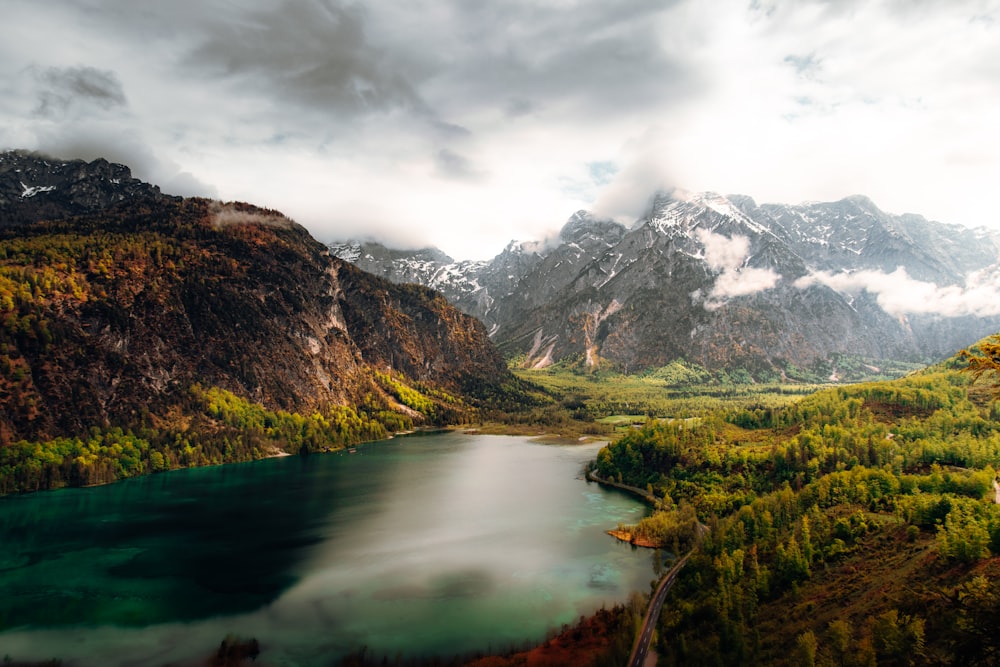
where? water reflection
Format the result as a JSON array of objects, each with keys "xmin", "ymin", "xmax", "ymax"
[
  {"xmin": 0, "ymin": 453, "xmax": 372, "ymax": 628},
  {"xmin": 0, "ymin": 433, "xmax": 651, "ymax": 665}
]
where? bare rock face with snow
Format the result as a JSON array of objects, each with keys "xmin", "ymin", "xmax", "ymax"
[
  {"xmin": 0, "ymin": 150, "xmax": 172, "ymax": 226},
  {"xmin": 332, "ymin": 189, "xmax": 1000, "ymax": 376}
]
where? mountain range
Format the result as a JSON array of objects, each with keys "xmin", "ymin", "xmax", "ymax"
[{"xmin": 332, "ymin": 189, "xmax": 1000, "ymax": 379}]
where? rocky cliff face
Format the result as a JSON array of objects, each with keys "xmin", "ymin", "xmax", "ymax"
[
  {"xmin": 0, "ymin": 150, "xmax": 172, "ymax": 226},
  {"xmin": 0, "ymin": 156, "xmax": 510, "ymax": 445},
  {"xmin": 332, "ymin": 190, "xmax": 1000, "ymax": 376}
]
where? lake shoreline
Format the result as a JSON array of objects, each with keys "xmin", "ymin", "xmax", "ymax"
[
  {"xmin": 0, "ymin": 425, "xmax": 465, "ymax": 498},
  {"xmin": 585, "ymin": 470, "xmax": 667, "ymax": 549}
]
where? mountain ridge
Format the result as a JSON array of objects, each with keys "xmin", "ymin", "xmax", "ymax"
[
  {"xmin": 332, "ymin": 189, "xmax": 1000, "ymax": 376},
  {"xmin": 0, "ymin": 149, "xmax": 174, "ymax": 226}
]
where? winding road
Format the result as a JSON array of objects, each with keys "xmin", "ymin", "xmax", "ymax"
[
  {"xmin": 627, "ymin": 549, "xmax": 694, "ymax": 667},
  {"xmin": 586, "ymin": 469, "xmax": 704, "ymax": 666}
]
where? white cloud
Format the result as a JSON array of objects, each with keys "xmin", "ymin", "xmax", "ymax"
[
  {"xmin": 794, "ymin": 267, "xmax": 1000, "ymax": 318},
  {"xmin": 651, "ymin": 1, "xmax": 1000, "ymax": 230},
  {"xmin": 695, "ymin": 229, "xmax": 781, "ymax": 309},
  {"xmin": 699, "ymin": 228, "xmax": 749, "ymax": 272},
  {"xmin": 591, "ymin": 127, "xmax": 676, "ymax": 223}
]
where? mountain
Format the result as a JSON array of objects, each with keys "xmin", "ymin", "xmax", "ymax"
[
  {"xmin": 0, "ymin": 149, "xmax": 173, "ymax": 226},
  {"xmin": 332, "ymin": 189, "xmax": 1000, "ymax": 377},
  {"xmin": 0, "ymin": 152, "xmax": 516, "ymax": 491},
  {"xmin": 329, "ymin": 241, "xmax": 498, "ymax": 333}
]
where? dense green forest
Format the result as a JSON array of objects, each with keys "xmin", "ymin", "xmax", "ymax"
[
  {"xmin": 0, "ymin": 380, "xmax": 459, "ymax": 494},
  {"xmin": 591, "ymin": 344, "xmax": 1000, "ymax": 665}
]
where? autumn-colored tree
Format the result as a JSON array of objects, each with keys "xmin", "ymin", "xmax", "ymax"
[{"xmin": 960, "ymin": 335, "xmax": 1000, "ymax": 395}]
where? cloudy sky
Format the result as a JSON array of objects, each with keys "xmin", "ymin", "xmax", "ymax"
[{"xmin": 2, "ymin": 0, "xmax": 999, "ymax": 259}]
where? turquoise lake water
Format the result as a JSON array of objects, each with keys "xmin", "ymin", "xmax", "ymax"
[{"xmin": 0, "ymin": 433, "xmax": 655, "ymax": 665}]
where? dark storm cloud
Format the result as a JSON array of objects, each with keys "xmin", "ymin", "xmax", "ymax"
[
  {"xmin": 187, "ymin": 0, "xmax": 427, "ymax": 116},
  {"xmin": 435, "ymin": 0, "xmax": 697, "ymax": 115},
  {"xmin": 33, "ymin": 65, "xmax": 127, "ymax": 116},
  {"xmin": 176, "ymin": 0, "xmax": 701, "ymax": 140},
  {"xmin": 16, "ymin": 0, "xmax": 701, "ymax": 134}
]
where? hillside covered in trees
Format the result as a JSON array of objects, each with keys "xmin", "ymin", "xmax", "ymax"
[
  {"xmin": 0, "ymin": 186, "xmax": 530, "ymax": 494},
  {"xmin": 591, "ymin": 341, "xmax": 1000, "ymax": 665}
]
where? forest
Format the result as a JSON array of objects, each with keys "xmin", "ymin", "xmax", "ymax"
[
  {"xmin": 0, "ymin": 379, "xmax": 457, "ymax": 495},
  {"xmin": 590, "ymin": 344, "xmax": 1000, "ymax": 666}
]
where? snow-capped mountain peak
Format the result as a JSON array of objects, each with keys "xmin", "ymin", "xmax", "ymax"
[
  {"xmin": 331, "ymin": 190, "xmax": 1000, "ymax": 375},
  {"xmin": 644, "ymin": 189, "xmax": 771, "ymax": 237}
]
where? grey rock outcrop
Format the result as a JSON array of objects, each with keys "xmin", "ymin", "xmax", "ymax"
[{"xmin": 0, "ymin": 150, "xmax": 172, "ymax": 225}]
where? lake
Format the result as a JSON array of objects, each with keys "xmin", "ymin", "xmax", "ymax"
[{"xmin": 0, "ymin": 433, "xmax": 656, "ymax": 665}]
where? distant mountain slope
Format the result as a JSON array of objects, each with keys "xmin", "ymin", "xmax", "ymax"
[
  {"xmin": 0, "ymin": 153, "xmax": 517, "ymax": 491},
  {"xmin": 332, "ymin": 190, "xmax": 1000, "ymax": 376}
]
